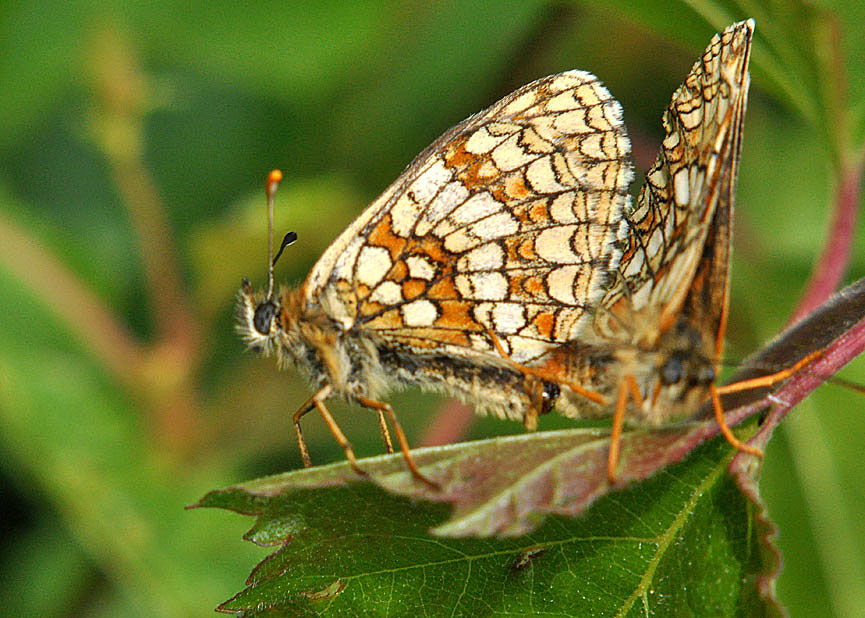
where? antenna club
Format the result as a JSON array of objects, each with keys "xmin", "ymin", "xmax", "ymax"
[{"xmin": 266, "ymin": 169, "xmax": 283, "ymax": 196}]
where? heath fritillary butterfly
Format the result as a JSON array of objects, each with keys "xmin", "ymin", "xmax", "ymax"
[{"xmin": 239, "ymin": 20, "xmax": 815, "ymax": 487}]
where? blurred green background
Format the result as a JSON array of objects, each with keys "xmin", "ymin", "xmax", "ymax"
[{"xmin": 1, "ymin": 1, "xmax": 864, "ymax": 616}]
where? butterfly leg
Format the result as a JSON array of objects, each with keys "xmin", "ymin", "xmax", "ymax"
[
  {"xmin": 607, "ymin": 375, "xmax": 644, "ymax": 484},
  {"xmin": 710, "ymin": 347, "xmax": 824, "ymax": 457},
  {"xmin": 522, "ymin": 377, "xmax": 546, "ymax": 432},
  {"xmin": 373, "ymin": 408, "xmax": 395, "ymax": 454},
  {"xmin": 293, "ymin": 385, "xmax": 367, "ymax": 476},
  {"xmin": 484, "ymin": 328, "xmax": 608, "ymax": 421},
  {"xmin": 292, "ymin": 393, "xmax": 317, "ymax": 468},
  {"xmin": 714, "ymin": 348, "xmax": 823, "ymax": 396},
  {"xmin": 708, "ymin": 384, "xmax": 762, "ymax": 456},
  {"xmin": 355, "ymin": 396, "xmax": 439, "ymax": 490}
]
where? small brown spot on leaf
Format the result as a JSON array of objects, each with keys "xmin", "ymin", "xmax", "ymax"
[
  {"xmin": 511, "ymin": 547, "xmax": 546, "ymax": 571},
  {"xmin": 301, "ymin": 579, "xmax": 346, "ymax": 602}
]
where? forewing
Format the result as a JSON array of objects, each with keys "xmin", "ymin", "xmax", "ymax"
[
  {"xmin": 601, "ymin": 20, "xmax": 753, "ymax": 338},
  {"xmin": 305, "ymin": 71, "xmax": 634, "ymax": 364}
]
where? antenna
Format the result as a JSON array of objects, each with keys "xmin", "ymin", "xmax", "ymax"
[
  {"xmin": 273, "ymin": 231, "xmax": 298, "ymax": 267},
  {"xmin": 252, "ymin": 169, "xmax": 298, "ymax": 336},
  {"xmin": 265, "ymin": 169, "xmax": 283, "ymax": 301}
]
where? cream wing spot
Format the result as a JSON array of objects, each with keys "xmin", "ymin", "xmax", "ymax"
[
  {"xmin": 535, "ymin": 225, "xmax": 582, "ymax": 264},
  {"xmin": 679, "ymin": 106, "xmax": 703, "ymax": 130},
  {"xmin": 580, "ymin": 133, "xmax": 606, "ymax": 159},
  {"xmin": 410, "ymin": 158, "xmax": 453, "ymax": 203},
  {"xmin": 405, "ymin": 256, "xmax": 436, "ymax": 281},
  {"xmin": 369, "ymin": 280, "xmax": 403, "ymax": 305},
  {"xmin": 663, "ymin": 207, "xmax": 676, "ymax": 238},
  {"xmin": 520, "ymin": 127, "xmax": 556, "ymax": 155},
  {"xmin": 390, "ymin": 193, "xmax": 423, "ymax": 237},
  {"xmin": 576, "ymin": 85, "xmax": 602, "ymax": 107},
  {"xmin": 447, "ymin": 212, "xmax": 519, "ymax": 252},
  {"xmin": 715, "ymin": 95, "xmax": 729, "ymax": 128},
  {"xmin": 356, "ymin": 246, "xmax": 392, "ymax": 287},
  {"xmin": 491, "ymin": 133, "xmax": 538, "ymax": 172},
  {"xmin": 586, "ymin": 104, "xmax": 612, "ymax": 131},
  {"xmin": 663, "ymin": 130, "xmax": 680, "ymax": 150},
  {"xmin": 477, "ymin": 160, "xmax": 500, "ymax": 180},
  {"xmin": 465, "ymin": 125, "xmax": 510, "ymax": 154},
  {"xmin": 449, "ymin": 192, "xmax": 502, "ymax": 225},
  {"xmin": 468, "ymin": 332, "xmax": 494, "ymax": 354},
  {"xmin": 673, "ymin": 168, "xmax": 690, "ymax": 207},
  {"xmin": 472, "ymin": 302, "xmax": 493, "ymax": 328},
  {"xmin": 477, "ymin": 212, "xmax": 519, "ymax": 240},
  {"xmin": 582, "ymin": 162, "xmax": 616, "ymax": 192},
  {"xmin": 402, "ymin": 299, "xmax": 438, "ymax": 327},
  {"xmin": 648, "ymin": 167, "xmax": 668, "ymax": 191},
  {"xmin": 508, "ymin": 336, "xmax": 554, "ymax": 364},
  {"xmin": 550, "ymin": 192, "xmax": 579, "ymax": 223},
  {"xmin": 623, "ymin": 251, "xmax": 644, "ymax": 277},
  {"xmin": 501, "ymin": 90, "xmax": 539, "ymax": 116},
  {"xmin": 690, "ymin": 167, "xmax": 706, "ymax": 212},
  {"xmin": 444, "ymin": 228, "xmax": 475, "ymax": 254},
  {"xmin": 553, "ymin": 110, "xmax": 593, "ymax": 134},
  {"xmin": 547, "ymin": 265, "xmax": 581, "ymax": 305},
  {"xmin": 492, "ymin": 302, "xmax": 526, "ymax": 334},
  {"xmin": 546, "ymin": 90, "xmax": 581, "ymax": 112},
  {"xmin": 486, "ymin": 121, "xmax": 521, "ymax": 137},
  {"xmin": 526, "ymin": 156, "xmax": 568, "ymax": 193},
  {"xmin": 646, "ymin": 226, "xmax": 665, "ymax": 261},
  {"xmin": 415, "ymin": 181, "xmax": 471, "ymax": 235},
  {"xmin": 458, "ymin": 242, "xmax": 504, "ymax": 272},
  {"xmin": 431, "ymin": 217, "xmax": 456, "ymax": 239},
  {"xmin": 454, "ymin": 274, "xmax": 473, "ymax": 298},
  {"xmin": 466, "ymin": 271, "xmax": 507, "ymax": 300}
]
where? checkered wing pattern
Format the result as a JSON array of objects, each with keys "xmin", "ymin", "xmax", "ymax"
[
  {"xmin": 305, "ymin": 71, "xmax": 634, "ymax": 364},
  {"xmin": 600, "ymin": 21, "xmax": 752, "ymax": 337}
]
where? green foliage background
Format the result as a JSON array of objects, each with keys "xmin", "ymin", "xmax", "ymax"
[{"xmin": 1, "ymin": 1, "xmax": 864, "ymax": 616}]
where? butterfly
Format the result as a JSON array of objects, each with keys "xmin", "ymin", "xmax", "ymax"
[{"xmin": 238, "ymin": 20, "xmax": 806, "ymax": 488}]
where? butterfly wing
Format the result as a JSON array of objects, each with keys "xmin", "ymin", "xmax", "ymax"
[
  {"xmin": 600, "ymin": 20, "xmax": 753, "ymax": 345},
  {"xmin": 304, "ymin": 71, "xmax": 634, "ymax": 365}
]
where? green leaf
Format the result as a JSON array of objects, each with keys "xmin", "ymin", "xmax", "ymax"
[
  {"xmin": 0, "ymin": 0, "xmax": 84, "ymax": 148},
  {"xmin": 196, "ymin": 436, "xmax": 780, "ymax": 617},
  {"xmin": 197, "ymin": 275, "xmax": 865, "ymax": 615}
]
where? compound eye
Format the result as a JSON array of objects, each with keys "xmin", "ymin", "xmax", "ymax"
[
  {"xmin": 253, "ymin": 301, "xmax": 278, "ymax": 335},
  {"xmin": 661, "ymin": 355, "xmax": 684, "ymax": 385},
  {"xmin": 540, "ymin": 381, "xmax": 560, "ymax": 415}
]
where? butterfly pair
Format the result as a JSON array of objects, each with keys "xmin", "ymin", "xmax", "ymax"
[{"xmin": 239, "ymin": 20, "xmax": 808, "ymax": 488}]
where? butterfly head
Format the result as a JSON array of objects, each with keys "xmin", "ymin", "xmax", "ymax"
[
  {"xmin": 238, "ymin": 279, "xmax": 280, "ymax": 353},
  {"xmin": 645, "ymin": 318, "xmax": 717, "ymax": 422},
  {"xmin": 237, "ymin": 170, "xmax": 303, "ymax": 353}
]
